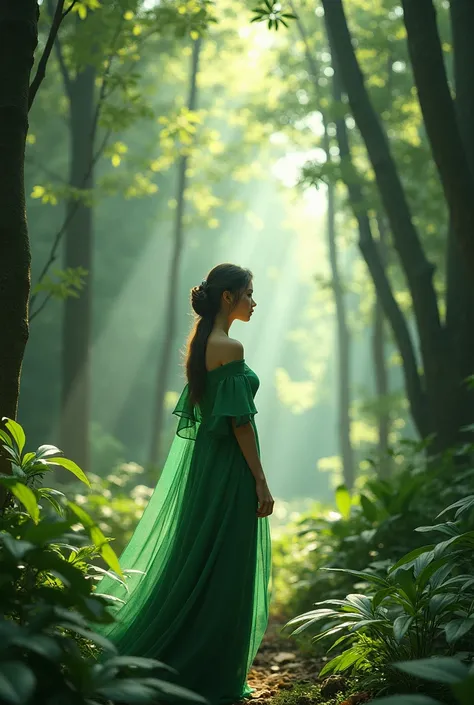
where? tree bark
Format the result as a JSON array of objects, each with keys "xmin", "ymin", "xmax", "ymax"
[
  {"xmin": 444, "ymin": 0, "xmax": 474, "ymax": 442},
  {"xmin": 292, "ymin": 2, "xmax": 356, "ymax": 487},
  {"xmin": 321, "ymin": 0, "xmax": 442, "ymax": 402},
  {"xmin": 327, "ymin": 182, "xmax": 355, "ymax": 489},
  {"xmin": 372, "ymin": 215, "xmax": 391, "ymax": 477},
  {"xmin": 149, "ymin": 38, "xmax": 201, "ymax": 468},
  {"xmin": 325, "ymin": 33, "xmax": 431, "ymax": 440},
  {"xmin": 401, "ymin": 0, "xmax": 474, "ymax": 271},
  {"xmin": 59, "ymin": 63, "xmax": 96, "ymax": 472},
  {"xmin": 0, "ymin": 1, "xmax": 37, "ymax": 475}
]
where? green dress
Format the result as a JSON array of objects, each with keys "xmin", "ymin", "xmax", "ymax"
[{"xmin": 95, "ymin": 359, "xmax": 272, "ymax": 705}]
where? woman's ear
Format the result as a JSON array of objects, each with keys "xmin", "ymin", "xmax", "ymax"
[{"xmin": 223, "ymin": 290, "xmax": 232, "ymax": 305}]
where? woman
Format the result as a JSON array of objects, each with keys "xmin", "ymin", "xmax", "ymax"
[{"xmin": 96, "ymin": 263, "xmax": 274, "ymax": 705}]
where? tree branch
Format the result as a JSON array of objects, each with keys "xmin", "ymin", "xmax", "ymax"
[
  {"xmin": 401, "ymin": 0, "xmax": 474, "ymax": 272},
  {"xmin": 28, "ymin": 129, "xmax": 111, "ymax": 320},
  {"xmin": 29, "ymin": 0, "xmax": 66, "ymax": 110},
  {"xmin": 29, "ymin": 13, "xmax": 124, "ymax": 321}
]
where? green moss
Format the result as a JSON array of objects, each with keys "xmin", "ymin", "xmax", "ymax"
[{"xmin": 270, "ymin": 681, "xmax": 345, "ymax": 705}]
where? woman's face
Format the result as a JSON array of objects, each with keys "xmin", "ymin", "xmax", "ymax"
[{"xmin": 231, "ymin": 280, "xmax": 257, "ymax": 322}]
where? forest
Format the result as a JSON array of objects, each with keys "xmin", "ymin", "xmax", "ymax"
[{"xmin": 1, "ymin": 0, "xmax": 474, "ymax": 704}]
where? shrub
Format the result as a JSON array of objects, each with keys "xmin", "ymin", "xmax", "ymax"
[
  {"xmin": 0, "ymin": 417, "xmax": 207, "ymax": 705},
  {"xmin": 284, "ymin": 494, "xmax": 474, "ymax": 695}
]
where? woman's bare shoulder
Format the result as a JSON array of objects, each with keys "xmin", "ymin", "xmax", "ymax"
[{"xmin": 207, "ymin": 334, "xmax": 244, "ymax": 366}]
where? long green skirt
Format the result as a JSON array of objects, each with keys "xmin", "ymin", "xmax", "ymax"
[{"xmin": 95, "ymin": 360, "xmax": 272, "ymax": 705}]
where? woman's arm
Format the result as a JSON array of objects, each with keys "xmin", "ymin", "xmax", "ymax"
[{"xmin": 231, "ymin": 419, "xmax": 266, "ymax": 483}]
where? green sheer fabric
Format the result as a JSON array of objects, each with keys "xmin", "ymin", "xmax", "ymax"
[{"xmin": 95, "ymin": 359, "xmax": 272, "ymax": 705}]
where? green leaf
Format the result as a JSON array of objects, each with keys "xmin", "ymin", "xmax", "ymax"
[
  {"xmin": 104, "ymin": 656, "xmax": 177, "ymax": 673},
  {"xmin": 360, "ymin": 493, "xmax": 378, "ymax": 522},
  {"xmin": 23, "ymin": 519, "xmax": 74, "ymax": 544},
  {"xmin": 0, "ymin": 477, "xmax": 39, "ymax": 523},
  {"xmin": 429, "ymin": 593, "xmax": 459, "ymax": 617},
  {"xmin": 46, "ymin": 457, "xmax": 90, "ymax": 487},
  {"xmin": 36, "ymin": 444, "xmax": 62, "ymax": 459},
  {"xmin": 322, "ymin": 567, "xmax": 387, "ymax": 587},
  {"xmin": 396, "ymin": 657, "xmax": 470, "ymax": 683},
  {"xmin": 335, "ymin": 484, "xmax": 351, "ymax": 519},
  {"xmin": 444, "ymin": 618, "xmax": 474, "ymax": 644},
  {"xmin": 390, "ymin": 545, "xmax": 435, "ymax": 573},
  {"xmin": 437, "ymin": 495, "xmax": 474, "ymax": 520},
  {"xmin": 0, "ymin": 662, "xmax": 36, "ymax": 704},
  {"xmin": 11, "ymin": 634, "xmax": 62, "ymax": 662},
  {"xmin": 68, "ymin": 501, "xmax": 95, "ymax": 527},
  {"xmin": 61, "ymin": 625, "xmax": 117, "ymax": 652},
  {"xmin": 393, "ymin": 615, "xmax": 413, "ymax": 642},
  {"xmin": 416, "ymin": 522, "xmax": 460, "ymax": 537},
  {"xmin": 0, "ymin": 535, "xmax": 35, "ymax": 560},
  {"xmin": 99, "ymin": 541, "xmax": 123, "ymax": 578},
  {"xmin": 3, "ymin": 418, "xmax": 26, "ymax": 455},
  {"xmin": 68, "ymin": 502, "xmax": 123, "ymax": 577},
  {"xmin": 373, "ymin": 586, "xmax": 397, "ymax": 609},
  {"xmin": 393, "ymin": 568, "xmax": 417, "ymax": 605}
]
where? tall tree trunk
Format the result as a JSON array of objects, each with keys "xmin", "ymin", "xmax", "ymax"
[
  {"xmin": 60, "ymin": 64, "xmax": 96, "ymax": 471},
  {"xmin": 292, "ymin": 1, "xmax": 355, "ymax": 487},
  {"xmin": 325, "ymin": 32, "xmax": 431, "ymax": 440},
  {"xmin": 0, "ymin": 1, "xmax": 37, "ymax": 475},
  {"xmin": 401, "ymin": 0, "xmax": 474, "ymax": 271},
  {"xmin": 372, "ymin": 216, "xmax": 390, "ymax": 477},
  {"xmin": 445, "ymin": 0, "xmax": 474, "ymax": 442},
  {"xmin": 327, "ymin": 182, "xmax": 355, "ymax": 489},
  {"xmin": 320, "ymin": 0, "xmax": 474, "ymax": 453},
  {"xmin": 149, "ymin": 38, "xmax": 201, "ymax": 468}
]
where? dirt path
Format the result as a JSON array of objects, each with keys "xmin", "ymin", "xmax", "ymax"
[{"xmin": 242, "ymin": 614, "xmax": 370, "ymax": 705}]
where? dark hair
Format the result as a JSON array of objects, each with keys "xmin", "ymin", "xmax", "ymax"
[{"xmin": 184, "ymin": 263, "xmax": 253, "ymax": 406}]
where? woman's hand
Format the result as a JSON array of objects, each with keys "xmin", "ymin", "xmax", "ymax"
[{"xmin": 256, "ymin": 478, "xmax": 274, "ymax": 518}]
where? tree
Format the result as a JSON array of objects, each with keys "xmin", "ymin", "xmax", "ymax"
[
  {"xmin": 320, "ymin": 0, "xmax": 474, "ymax": 454},
  {"xmin": 149, "ymin": 37, "xmax": 202, "ymax": 468},
  {"xmin": 0, "ymin": 2, "xmax": 38, "ymax": 457},
  {"xmin": 0, "ymin": 0, "xmax": 73, "ymax": 480},
  {"xmin": 281, "ymin": 1, "xmax": 355, "ymax": 487}
]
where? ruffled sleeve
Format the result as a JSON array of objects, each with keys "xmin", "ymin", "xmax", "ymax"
[
  {"xmin": 208, "ymin": 373, "xmax": 258, "ymax": 438},
  {"xmin": 172, "ymin": 384, "xmax": 202, "ymax": 440}
]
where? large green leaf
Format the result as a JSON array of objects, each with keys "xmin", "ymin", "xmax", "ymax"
[
  {"xmin": 0, "ymin": 477, "xmax": 39, "ymax": 524},
  {"xmin": 396, "ymin": 657, "xmax": 469, "ymax": 684},
  {"xmin": 444, "ymin": 618, "xmax": 474, "ymax": 645},
  {"xmin": 360, "ymin": 493, "xmax": 378, "ymax": 522},
  {"xmin": 104, "ymin": 656, "xmax": 177, "ymax": 673},
  {"xmin": 393, "ymin": 614, "xmax": 413, "ymax": 642},
  {"xmin": 23, "ymin": 519, "xmax": 74, "ymax": 544},
  {"xmin": 46, "ymin": 456, "xmax": 90, "ymax": 487},
  {"xmin": 2, "ymin": 418, "xmax": 25, "ymax": 455},
  {"xmin": 322, "ymin": 567, "xmax": 387, "ymax": 587},
  {"xmin": 0, "ymin": 535, "xmax": 35, "ymax": 561},
  {"xmin": 68, "ymin": 502, "xmax": 123, "ymax": 577},
  {"xmin": 390, "ymin": 545, "xmax": 435, "ymax": 574},
  {"xmin": 335, "ymin": 484, "xmax": 351, "ymax": 520},
  {"xmin": 0, "ymin": 662, "xmax": 36, "ymax": 704}
]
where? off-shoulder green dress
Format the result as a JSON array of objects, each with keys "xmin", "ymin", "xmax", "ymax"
[{"xmin": 95, "ymin": 359, "xmax": 272, "ymax": 705}]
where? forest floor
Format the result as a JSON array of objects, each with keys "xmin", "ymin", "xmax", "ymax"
[{"xmin": 241, "ymin": 613, "xmax": 371, "ymax": 705}]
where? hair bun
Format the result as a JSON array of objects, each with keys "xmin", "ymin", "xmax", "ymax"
[{"xmin": 191, "ymin": 284, "xmax": 210, "ymax": 317}]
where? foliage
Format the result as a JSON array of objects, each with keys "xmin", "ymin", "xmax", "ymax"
[
  {"xmin": 250, "ymin": 1, "xmax": 297, "ymax": 31},
  {"xmin": 71, "ymin": 459, "xmax": 153, "ymax": 557},
  {"xmin": 0, "ymin": 418, "xmax": 206, "ymax": 705},
  {"xmin": 282, "ymin": 475, "xmax": 474, "ymax": 697},
  {"xmin": 272, "ymin": 439, "xmax": 473, "ymax": 621},
  {"xmin": 371, "ymin": 657, "xmax": 474, "ymax": 705}
]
